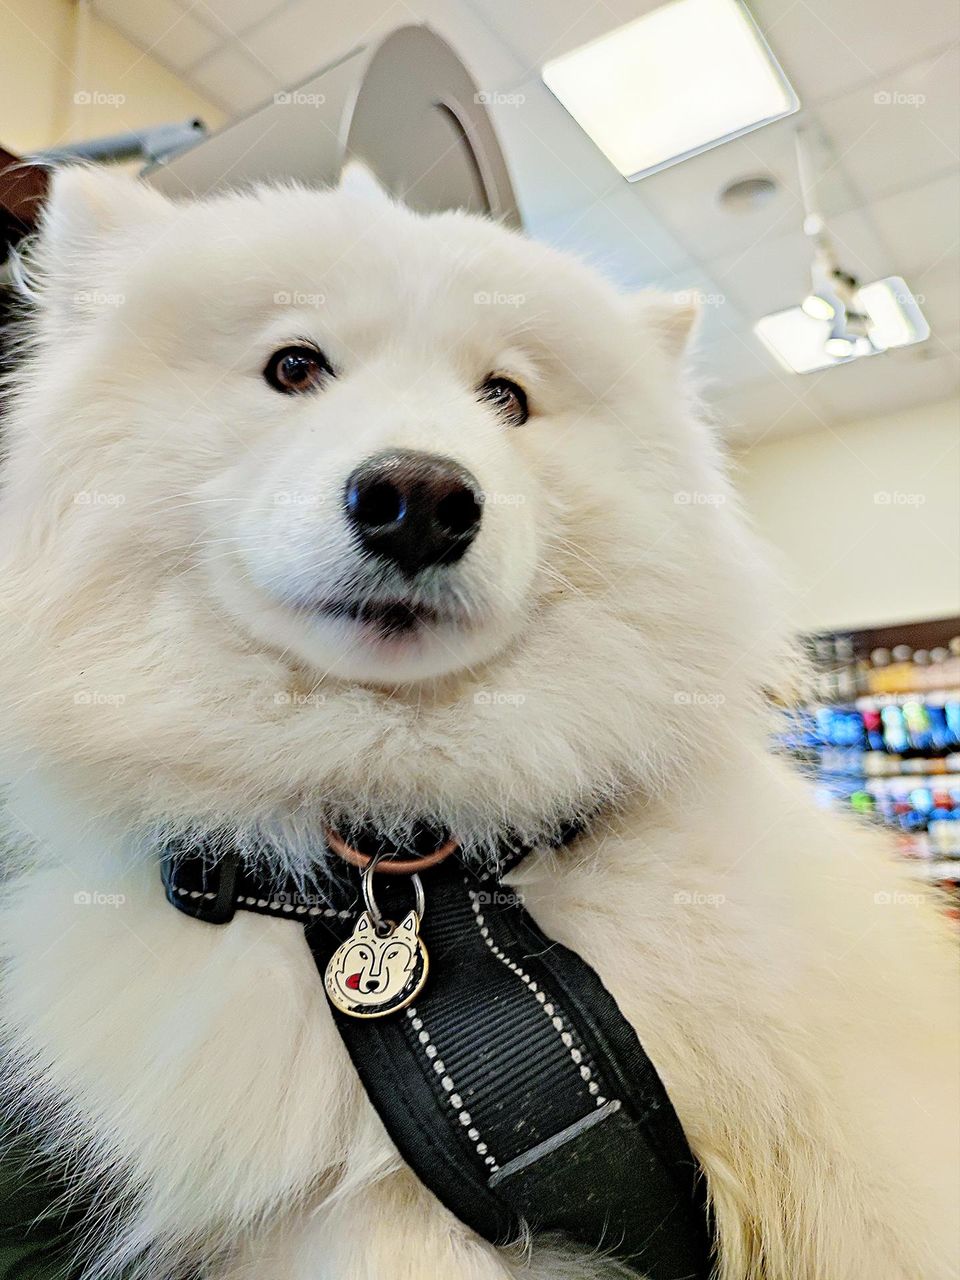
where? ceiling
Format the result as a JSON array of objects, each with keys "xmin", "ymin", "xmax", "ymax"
[{"xmin": 90, "ymin": 0, "xmax": 960, "ymax": 447}]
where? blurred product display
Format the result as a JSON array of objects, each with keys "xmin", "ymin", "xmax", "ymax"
[{"xmin": 774, "ymin": 619, "xmax": 960, "ymax": 924}]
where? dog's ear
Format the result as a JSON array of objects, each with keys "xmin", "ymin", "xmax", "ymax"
[
  {"xmin": 396, "ymin": 910, "xmax": 418, "ymax": 937},
  {"xmin": 41, "ymin": 165, "xmax": 174, "ymax": 260},
  {"xmin": 354, "ymin": 912, "xmax": 374, "ymax": 934},
  {"xmin": 337, "ymin": 159, "xmax": 394, "ymax": 209},
  {"xmin": 630, "ymin": 289, "xmax": 700, "ymax": 360},
  {"xmin": 33, "ymin": 166, "xmax": 173, "ymax": 324}
]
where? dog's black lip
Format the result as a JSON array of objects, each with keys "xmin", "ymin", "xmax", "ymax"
[{"xmin": 318, "ymin": 597, "xmax": 452, "ymax": 636}]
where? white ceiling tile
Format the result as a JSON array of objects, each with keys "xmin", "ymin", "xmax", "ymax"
[
  {"xmin": 709, "ymin": 226, "xmax": 813, "ymax": 318},
  {"xmin": 189, "ymin": 0, "xmax": 288, "ymax": 39},
  {"xmin": 239, "ymin": 0, "xmax": 528, "ymax": 93},
  {"xmin": 817, "ymin": 46, "xmax": 960, "ymax": 204},
  {"xmin": 711, "ymin": 376, "xmax": 832, "ymax": 446},
  {"xmin": 646, "ymin": 264, "xmax": 735, "ymax": 304},
  {"xmin": 708, "ymin": 204, "xmax": 891, "ymax": 323},
  {"xmin": 911, "ymin": 262, "xmax": 960, "ymax": 354},
  {"xmin": 637, "ymin": 115, "xmax": 863, "ymax": 263},
  {"xmin": 822, "ymin": 206, "xmax": 899, "ymax": 282},
  {"xmin": 451, "ymin": 0, "xmax": 665, "ymax": 68},
  {"xmin": 528, "ymin": 183, "xmax": 692, "ymax": 283},
  {"xmin": 693, "ymin": 305, "xmax": 784, "ymax": 392},
  {"xmin": 190, "ymin": 45, "xmax": 281, "ymax": 113},
  {"xmin": 808, "ymin": 341, "xmax": 960, "ymax": 423},
  {"xmin": 246, "ymin": 0, "xmax": 404, "ymax": 85},
  {"xmin": 93, "ymin": 0, "xmax": 220, "ymax": 70},
  {"xmin": 752, "ymin": 0, "xmax": 957, "ymax": 104},
  {"xmin": 868, "ymin": 170, "xmax": 960, "ymax": 278},
  {"xmin": 919, "ymin": 327, "xmax": 960, "ymax": 363},
  {"xmin": 150, "ymin": 12, "xmax": 223, "ymax": 70}
]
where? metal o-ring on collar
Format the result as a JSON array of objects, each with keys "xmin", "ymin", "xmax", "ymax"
[
  {"xmin": 362, "ymin": 850, "xmax": 426, "ymax": 934},
  {"xmin": 325, "ymin": 826, "xmax": 459, "ymax": 875}
]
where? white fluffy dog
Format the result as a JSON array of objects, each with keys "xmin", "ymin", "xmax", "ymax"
[{"xmin": 0, "ymin": 166, "xmax": 956, "ymax": 1280}]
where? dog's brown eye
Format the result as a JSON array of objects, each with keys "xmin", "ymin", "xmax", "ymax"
[
  {"xmin": 478, "ymin": 376, "xmax": 528, "ymax": 426},
  {"xmin": 264, "ymin": 345, "xmax": 333, "ymax": 395}
]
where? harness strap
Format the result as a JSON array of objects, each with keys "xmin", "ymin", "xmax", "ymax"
[{"xmin": 162, "ymin": 843, "xmax": 713, "ymax": 1279}]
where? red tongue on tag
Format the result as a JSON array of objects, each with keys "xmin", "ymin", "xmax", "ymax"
[{"xmin": 346, "ymin": 972, "xmax": 362, "ymax": 990}]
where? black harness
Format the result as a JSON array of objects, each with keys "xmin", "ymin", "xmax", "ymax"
[{"xmin": 163, "ymin": 827, "xmax": 713, "ymax": 1279}]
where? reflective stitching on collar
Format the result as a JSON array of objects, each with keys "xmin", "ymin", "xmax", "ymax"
[
  {"xmin": 173, "ymin": 884, "xmax": 353, "ymax": 918},
  {"xmin": 466, "ymin": 884, "xmax": 610, "ymax": 1109},
  {"xmin": 405, "ymin": 1006, "xmax": 500, "ymax": 1172}
]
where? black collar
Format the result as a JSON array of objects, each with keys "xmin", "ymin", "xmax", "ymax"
[
  {"xmin": 162, "ymin": 819, "xmax": 713, "ymax": 1278},
  {"xmin": 160, "ymin": 816, "xmax": 589, "ymax": 926}
]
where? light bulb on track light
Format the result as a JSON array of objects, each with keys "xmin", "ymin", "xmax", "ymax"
[
  {"xmin": 801, "ymin": 293, "xmax": 836, "ymax": 321},
  {"xmin": 823, "ymin": 334, "xmax": 855, "ymax": 358}
]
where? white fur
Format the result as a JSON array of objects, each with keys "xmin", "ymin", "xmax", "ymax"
[{"xmin": 0, "ymin": 167, "xmax": 956, "ymax": 1280}]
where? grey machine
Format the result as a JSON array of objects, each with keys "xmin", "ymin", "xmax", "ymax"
[{"xmin": 145, "ymin": 25, "xmax": 520, "ymax": 229}]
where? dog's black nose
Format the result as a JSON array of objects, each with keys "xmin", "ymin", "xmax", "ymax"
[{"xmin": 344, "ymin": 449, "xmax": 482, "ymax": 576}]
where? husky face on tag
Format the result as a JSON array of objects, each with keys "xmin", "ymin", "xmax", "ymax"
[{"xmin": 324, "ymin": 911, "xmax": 427, "ymax": 1017}]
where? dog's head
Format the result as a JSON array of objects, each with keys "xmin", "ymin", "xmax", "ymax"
[{"xmin": 0, "ymin": 167, "xmax": 778, "ymax": 849}]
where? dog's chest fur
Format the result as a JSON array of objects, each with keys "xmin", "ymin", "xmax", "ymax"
[{"xmin": 2, "ymin": 764, "xmax": 958, "ymax": 1280}]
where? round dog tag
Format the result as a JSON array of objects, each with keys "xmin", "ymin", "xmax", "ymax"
[{"xmin": 324, "ymin": 910, "xmax": 429, "ymax": 1019}]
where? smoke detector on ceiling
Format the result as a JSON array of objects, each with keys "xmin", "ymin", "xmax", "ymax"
[{"xmin": 719, "ymin": 175, "xmax": 779, "ymax": 212}]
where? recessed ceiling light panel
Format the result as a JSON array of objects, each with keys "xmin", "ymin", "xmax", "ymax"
[{"xmin": 542, "ymin": 0, "xmax": 799, "ymax": 181}]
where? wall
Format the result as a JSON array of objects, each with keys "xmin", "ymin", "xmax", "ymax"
[
  {"xmin": 734, "ymin": 396, "xmax": 960, "ymax": 633},
  {"xmin": 0, "ymin": 0, "xmax": 225, "ymax": 157}
]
